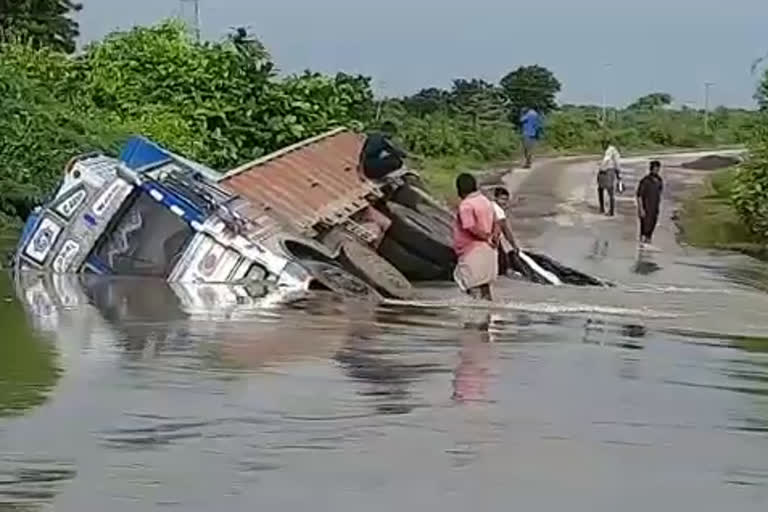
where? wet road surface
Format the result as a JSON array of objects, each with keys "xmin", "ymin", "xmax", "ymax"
[{"xmin": 2, "ymin": 152, "xmax": 768, "ymax": 511}]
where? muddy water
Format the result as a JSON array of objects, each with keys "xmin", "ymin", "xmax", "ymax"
[{"xmin": 2, "ymin": 156, "xmax": 768, "ymax": 510}]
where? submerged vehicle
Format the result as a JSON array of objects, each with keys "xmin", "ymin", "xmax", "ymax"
[
  {"xmin": 12, "ymin": 131, "xmax": 605, "ymax": 298},
  {"xmin": 218, "ymin": 128, "xmax": 457, "ymax": 287},
  {"xmin": 218, "ymin": 127, "xmax": 606, "ymax": 289},
  {"xmin": 12, "ymin": 138, "xmax": 380, "ymax": 302}
]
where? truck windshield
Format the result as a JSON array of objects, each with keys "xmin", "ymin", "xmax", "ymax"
[{"xmin": 93, "ymin": 192, "xmax": 193, "ymax": 277}]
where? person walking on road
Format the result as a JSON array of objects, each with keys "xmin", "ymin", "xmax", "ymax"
[
  {"xmin": 452, "ymin": 173, "xmax": 499, "ymax": 301},
  {"xmin": 491, "ymin": 187, "xmax": 520, "ymax": 276},
  {"xmin": 636, "ymin": 160, "xmax": 664, "ymax": 245},
  {"xmin": 597, "ymin": 140, "xmax": 623, "ymax": 216},
  {"xmin": 520, "ymin": 108, "xmax": 542, "ymax": 169}
]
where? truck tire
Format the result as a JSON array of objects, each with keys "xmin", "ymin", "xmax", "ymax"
[
  {"xmin": 390, "ymin": 183, "xmax": 421, "ymax": 209},
  {"xmin": 410, "ymin": 187, "xmax": 455, "ymax": 227},
  {"xmin": 391, "ymin": 184, "xmax": 454, "ymax": 231},
  {"xmin": 385, "ymin": 202, "xmax": 456, "ymax": 268},
  {"xmin": 301, "ymin": 260, "xmax": 381, "ymax": 301},
  {"xmin": 338, "ymin": 239, "xmax": 414, "ymax": 300},
  {"xmin": 378, "ymin": 236, "xmax": 450, "ymax": 281}
]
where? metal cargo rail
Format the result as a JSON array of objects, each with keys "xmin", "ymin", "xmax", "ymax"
[{"xmin": 218, "ymin": 128, "xmax": 381, "ymax": 238}]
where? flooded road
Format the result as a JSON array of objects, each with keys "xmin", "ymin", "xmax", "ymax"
[{"xmin": 2, "ymin": 153, "xmax": 768, "ymax": 511}]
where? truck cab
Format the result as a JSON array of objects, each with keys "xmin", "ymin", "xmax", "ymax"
[{"xmin": 13, "ymin": 138, "xmax": 378, "ymax": 301}]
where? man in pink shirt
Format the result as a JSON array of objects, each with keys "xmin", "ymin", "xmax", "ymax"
[{"xmin": 453, "ymin": 173, "xmax": 499, "ymax": 301}]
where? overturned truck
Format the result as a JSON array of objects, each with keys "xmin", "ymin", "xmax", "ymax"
[
  {"xmin": 217, "ymin": 127, "xmax": 607, "ymax": 291},
  {"xmin": 13, "ymin": 128, "xmax": 605, "ymax": 301},
  {"xmin": 12, "ymin": 139, "xmax": 382, "ymax": 303},
  {"xmin": 217, "ymin": 128, "xmax": 458, "ymax": 296}
]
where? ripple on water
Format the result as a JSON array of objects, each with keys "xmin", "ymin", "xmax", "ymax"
[{"xmin": 0, "ymin": 457, "xmax": 76, "ymax": 507}]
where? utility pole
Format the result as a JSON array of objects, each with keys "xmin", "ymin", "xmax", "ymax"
[
  {"xmin": 704, "ymin": 81, "xmax": 714, "ymax": 134},
  {"xmin": 601, "ymin": 63, "xmax": 612, "ymax": 126},
  {"xmin": 180, "ymin": 0, "xmax": 201, "ymax": 42},
  {"xmin": 375, "ymin": 80, "xmax": 387, "ymax": 121}
]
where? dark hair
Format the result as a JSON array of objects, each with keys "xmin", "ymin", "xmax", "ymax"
[
  {"xmin": 650, "ymin": 160, "xmax": 661, "ymax": 171},
  {"xmin": 494, "ymin": 187, "xmax": 510, "ymax": 199},
  {"xmin": 456, "ymin": 173, "xmax": 477, "ymax": 199}
]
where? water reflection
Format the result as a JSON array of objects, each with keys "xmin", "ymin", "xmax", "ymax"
[
  {"xmin": 4, "ymin": 268, "xmax": 768, "ymax": 510},
  {"xmin": 452, "ymin": 330, "xmax": 493, "ymax": 403},
  {"xmin": 587, "ymin": 238, "xmax": 609, "ymax": 261},
  {"xmin": 632, "ymin": 249, "xmax": 662, "ymax": 275},
  {"xmin": 0, "ymin": 457, "xmax": 76, "ymax": 509},
  {"xmin": 582, "ymin": 319, "xmax": 647, "ymax": 350},
  {"xmin": 0, "ymin": 274, "xmax": 60, "ymax": 418}
]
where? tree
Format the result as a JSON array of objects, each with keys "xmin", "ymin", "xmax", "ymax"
[
  {"xmin": 449, "ymin": 79, "xmax": 505, "ymax": 125},
  {"xmin": 0, "ymin": 0, "xmax": 82, "ymax": 53},
  {"xmin": 628, "ymin": 92, "xmax": 673, "ymax": 111},
  {"xmin": 402, "ymin": 87, "xmax": 451, "ymax": 117},
  {"xmin": 499, "ymin": 65, "xmax": 561, "ymax": 119},
  {"xmin": 756, "ymin": 70, "xmax": 768, "ymax": 110}
]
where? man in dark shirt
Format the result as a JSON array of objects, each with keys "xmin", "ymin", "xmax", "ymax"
[
  {"xmin": 359, "ymin": 121, "xmax": 407, "ymax": 180},
  {"xmin": 636, "ymin": 160, "xmax": 664, "ymax": 244}
]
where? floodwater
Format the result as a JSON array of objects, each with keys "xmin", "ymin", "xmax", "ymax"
[{"xmin": 2, "ymin": 156, "xmax": 768, "ymax": 511}]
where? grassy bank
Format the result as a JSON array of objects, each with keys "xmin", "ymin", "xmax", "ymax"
[{"xmin": 677, "ymin": 168, "xmax": 768, "ymax": 259}]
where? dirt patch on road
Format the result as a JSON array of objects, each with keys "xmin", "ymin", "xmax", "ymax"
[{"xmin": 680, "ymin": 154, "xmax": 741, "ymax": 171}]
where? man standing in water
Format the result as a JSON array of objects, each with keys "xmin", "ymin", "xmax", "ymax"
[
  {"xmin": 453, "ymin": 173, "xmax": 498, "ymax": 301},
  {"xmin": 520, "ymin": 108, "xmax": 542, "ymax": 169},
  {"xmin": 492, "ymin": 187, "xmax": 520, "ymax": 276},
  {"xmin": 636, "ymin": 160, "xmax": 664, "ymax": 245},
  {"xmin": 597, "ymin": 139, "xmax": 623, "ymax": 216}
]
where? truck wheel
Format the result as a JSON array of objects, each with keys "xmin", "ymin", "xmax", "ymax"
[
  {"xmin": 338, "ymin": 239, "xmax": 414, "ymax": 300},
  {"xmin": 410, "ymin": 187, "xmax": 455, "ymax": 227},
  {"xmin": 385, "ymin": 202, "xmax": 456, "ymax": 268},
  {"xmin": 301, "ymin": 260, "xmax": 381, "ymax": 301},
  {"xmin": 390, "ymin": 183, "xmax": 420, "ymax": 209},
  {"xmin": 391, "ymin": 184, "xmax": 455, "ymax": 229},
  {"xmin": 378, "ymin": 236, "xmax": 450, "ymax": 281}
]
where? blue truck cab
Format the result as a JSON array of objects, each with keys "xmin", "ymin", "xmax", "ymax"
[{"xmin": 13, "ymin": 137, "xmax": 377, "ymax": 300}]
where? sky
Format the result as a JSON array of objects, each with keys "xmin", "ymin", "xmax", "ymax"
[{"xmin": 76, "ymin": 0, "xmax": 768, "ymax": 108}]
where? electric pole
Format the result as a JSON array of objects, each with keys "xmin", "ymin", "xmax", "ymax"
[
  {"xmin": 601, "ymin": 63, "xmax": 612, "ymax": 126},
  {"xmin": 375, "ymin": 80, "xmax": 387, "ymax": 121},
  {"xmin": 180, "ymin": 0, "xmax": 201, "ymax": 42},
  {"xmin": 704, "ymin": 81, "xmax": 714, "ymax": 134}
]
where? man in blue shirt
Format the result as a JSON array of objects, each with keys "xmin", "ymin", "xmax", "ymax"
[{"xmin": 519, "ymin": 108, "xmax": 542, "ymax": 169}]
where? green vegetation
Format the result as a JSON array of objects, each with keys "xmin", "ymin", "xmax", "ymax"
[
  {"xmin": 0, "ymin": 20, "xmax": 374, "ymax": 220},
  {"xmin": 0, "ymin": 0, "xmax": 81, "ymax": 52},
  {"xmin": 732, "ymin": 112, "xmax": 768, "ymax": 240},
  {"xmin": 0, "ymin": 3, "xmax": 764, "ymax": 230},
  {"xmin": 678, "ymin": 168, "xmax": 764, "ymax": 254},
  {"xmin": 0, "ymin": 272, "xmax": 61, "ymax": 416},
  {"xmin": 678, "ymin": 62, "xmax": 768, "ymax": 252}
]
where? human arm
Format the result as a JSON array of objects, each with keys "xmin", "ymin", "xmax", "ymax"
[
  {"xmin": 493, "ymin": 203, "xmax": 518, "ymax": 251},
  {"xmin": 636, "ymin": 179, "xmax": 646, "ymax": 218},
  {"xmin": 499, "ymin": 220, "xmax": 519, "ymax": 252},
  {"xmin": 459, "ymin": 202, "xmax": 493, "ymax": 242},
  {"xmin": 612, "ymin": 147, "xmax": 621, "ymax": 170}
]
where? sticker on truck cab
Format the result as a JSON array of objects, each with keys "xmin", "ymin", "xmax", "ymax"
[
  {"xmin": 93, "ymin": 179, "xmax": 133, "ymax": 218},
  {"xmin": 24, "ymin": 217, "xmax": 63, "ymax": 264}
]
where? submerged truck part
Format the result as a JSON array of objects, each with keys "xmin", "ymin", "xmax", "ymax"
[{"xmin": 13, "ymin": 139, "xmax": 379, "ymax": 302}]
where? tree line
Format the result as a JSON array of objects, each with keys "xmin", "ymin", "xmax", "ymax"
[{"xmin": 0, "ymin": 2, "xmax": 766, "ymax": 243}]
